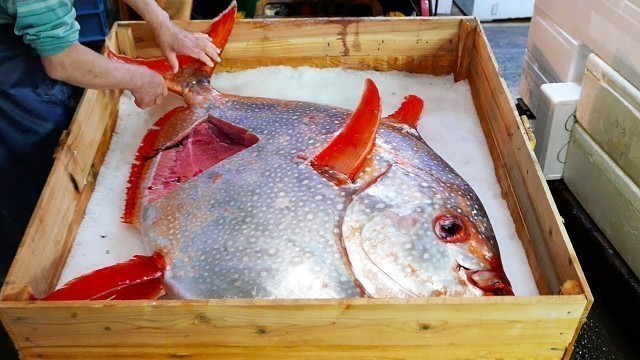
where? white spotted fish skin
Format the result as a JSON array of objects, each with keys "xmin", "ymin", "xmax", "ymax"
[{"xmin": 140, "ymin": 85, "xmax": 511, "ymax": 299}]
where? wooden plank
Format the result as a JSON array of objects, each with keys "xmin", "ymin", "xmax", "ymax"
[
  {"xmin": 471, "ymin": 26, "xmax": 590, "ymax": 298},
  {"xmin": 454, "ymin": 19, "xmax": 477, "ymax": 82},
  {"xmin": 115, "ymin": 26, "xmax": 137, "ymax": 58},
  {"xmin": 1, "ymin": 297, "xmax": 584, "ymax": 350},
  {"xmin": 206, "ymin": 55, "xmax": 453, "ymax": 75},
  {"xmin": 119, "ymin": 18, "xmax": 461, "ymax": 74},
  {"xmin": 468, "ymin": 58, "xmax": 551, "ymax": 295},
  {"xmin": 20, "ymin": 344, "xmax": 568, "ymax": 359}
]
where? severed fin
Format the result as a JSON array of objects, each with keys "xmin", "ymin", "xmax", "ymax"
[
  {"xmin": 123, "ymin": 106, "xmax": 190, "ymax": 224},
  {"xmin": 38, "ymin": 252, "xmax": 166, "ymax": 301},
  {"xmin": 143, "ymin": 115, "xmax": 259, "ymax": 205},
  {"xmin": 311, "ymin": 79, "xmax": 381, "ymax": 183},
  {"xmin": 107, "ymin": 1, "xmax": 237, "ymax": 94},
  {"xmin": 384, "ymin": 95, "xmax": 424, "ymax": 128}
]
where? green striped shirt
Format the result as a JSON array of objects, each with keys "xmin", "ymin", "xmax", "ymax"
[{"xmin": 0, "ymin": 0, "xmax": 80, "ymax": 56}]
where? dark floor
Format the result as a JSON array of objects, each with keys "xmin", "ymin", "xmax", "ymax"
[
  {"xmin": 2, "ymin": 10, "xmax": 639, "ymax": 360},
  {"xmin": 482, "ymin": 23, "xmax": 529, "ymax": 99}
]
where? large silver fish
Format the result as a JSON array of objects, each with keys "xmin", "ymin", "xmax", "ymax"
[{"xmin": 41, "ymin": 2, "xmax": 513, "ymax": 301}]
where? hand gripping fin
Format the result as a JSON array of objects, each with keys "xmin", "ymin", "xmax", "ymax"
[{"xmin": 106, "ymin": 1, "xmax": 237, "ymax": 94}]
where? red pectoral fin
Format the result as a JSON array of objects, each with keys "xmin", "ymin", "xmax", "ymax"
[
  {"xmin": 311, "ymin": 79, "xmax": 381, "ymax": 182},
  {"xmin": 107, "ymin": 1, "xmax": 237, "ymax": 93},
  {"xmin": 384, "ymin": 95, "xmax": 424, "ymax": 128},
  {"xmin": 38, "ymin": 252, "xmax": 166, "ymax": 301}
]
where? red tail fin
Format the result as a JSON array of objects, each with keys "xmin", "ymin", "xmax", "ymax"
[
  {"xmin": 311, "ymin": 79, "xmax": 382, "ymax": 183},
  {"xmin": 107, "ymin": 1, "xmax": 237, "ymax": 94},
  {"xmin": 39, "ymin": 252, "xmax": 166, "ymax": 301},
  {"xmin": 384, "ymin": 95, "xmax": 424, "ymax": 128}
]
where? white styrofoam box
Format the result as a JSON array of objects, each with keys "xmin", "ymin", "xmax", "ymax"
[
  {"xmin": 519, "ymin": 51, "xmax": 551, "ymax": 132},
  {"xmin": 454, "ymin": 0, "xmax": 534, "ymax": 21},
  {"xmin": 437, "ymin": 0, "xmax": 453, "ymax": 14},
  {"xmin": 534, "ymin": 82, "xmax": 581, "ymax": 180},
  {"xmin": 535, "ymin": 0, "xmax": 592, "ymax": 42},
  {"xmin": 576, "ymin": 54, "xmax": 640, "ymax": 186},
  {"xmin": 565, "ymin": 124, "xmax": 640, "ymax": 277},
  {"xmin": 535, "ymin": 0, "xmax": 640, "ymax": 89},
  {"xmin": 587, "ymin": 0, "xmax": 640, "ymax": 90},
  {"xmin": 527, "ymin": 6, "xmax": 592, "ymax": 83}
]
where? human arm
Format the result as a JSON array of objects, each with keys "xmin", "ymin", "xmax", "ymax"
[
  {"xmin": 41, "ymin": 43, "xmax": 167, "ymax": 109},
  {"xmin": 9, "ymin": 0, "xmax": 166, "ymax": 108},
  {"xmin": 123, "ymin": 0, "xmax": 221, "ymax": 73}
]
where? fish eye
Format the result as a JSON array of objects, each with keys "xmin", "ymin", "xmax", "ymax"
[{"xmin": 433, "ymin": 215, "xmax": 468, "ymax": 243}]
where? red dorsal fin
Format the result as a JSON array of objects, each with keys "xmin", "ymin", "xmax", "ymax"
[
  {"xmin": 123, "ymin": 106, "xmax": 187, "ymax": 224},
  {"xmin": 107, "ymin": 1, "xmax": 237, "ymax": 94},
  {"xmin": 384, "ymin": 95, "xmax": 424, "ymax": 128},
  {"xmin": 311, "ymin": 79, "xmax": 381, "ymax": 183},
  {"xmin": 38, "ymin": 252, "xmax": 166, "ymax": 301}
]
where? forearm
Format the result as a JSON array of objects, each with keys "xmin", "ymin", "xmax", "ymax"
[
  {"xmin": 41, "ymin": 43, "xmax": 144, "ymax": 91},
  {"xmin": 123, "ymin": 0, "xmax": 171, "ymax": 29}
]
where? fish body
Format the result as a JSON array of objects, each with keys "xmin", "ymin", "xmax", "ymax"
[
  {"xmin": 40, "ymin": 2, "xmax": 513, "ymax": 301},
  {"xmin": 140, "ymin": 86, "xmax": 508, "ymax": 299}
]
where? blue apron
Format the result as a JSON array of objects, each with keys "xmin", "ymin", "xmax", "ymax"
[{"xmin": 0, "ymin": 24, "xmax": 79, "ymax": 273}]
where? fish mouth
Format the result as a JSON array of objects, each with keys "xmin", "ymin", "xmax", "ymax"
[{"xmin": 465, "ymin": 268, "xmax": 514, "ymax": 296}]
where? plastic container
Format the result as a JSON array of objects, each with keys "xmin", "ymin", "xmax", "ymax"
[
  {"xmin": 73, "ymin": 0, "xmax": 110, "ymax": 43},
  {"xmin": 73, "ymin": 0, "xmax": 105, "ymax": 15}
]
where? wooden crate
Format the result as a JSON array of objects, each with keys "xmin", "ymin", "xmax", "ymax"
[{"xmin": 0, "ymin": 17, "xmax": 591, "ymax": 359}]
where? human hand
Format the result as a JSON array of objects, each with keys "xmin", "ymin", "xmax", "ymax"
[
  {"xmin": 155, "ymin": 22, "xmax": 222, "ymax": 73},
  {"xmin": 130, "ymin": 68, "xmax": 168, "ymax": 109}
]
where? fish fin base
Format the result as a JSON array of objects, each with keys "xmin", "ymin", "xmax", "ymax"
[
  {"xmin": 384, "ymin": 95, "xmax": 424, "ymax": 128},
  {"xmin": 38, "ymin": 252, "xmax": 166, "ymax": 301},
  {"xmin": 146, "ymin": 115, "xmax": 259, "ymax": 204},
  {"xmin": 123, "ymin": 106, "xmax": 187, "ymax": 224},
  {"xmin": 311, "ymin": 78, "xmax": 382, "ymax": 182},
  {"xmin": 106, "ymin": 1, "xmax": 237, "ymax": 94}
]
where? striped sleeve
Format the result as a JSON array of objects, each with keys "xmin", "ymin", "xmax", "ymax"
[{"xmin": 12, "ymin": 0, "xmax": 80, "ymax": 56}]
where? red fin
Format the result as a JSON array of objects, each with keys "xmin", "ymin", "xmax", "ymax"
[
  {"xmin": 107, "ymin": 2, "xmax": 237, "ymax": 93},
  {"xmin": 39, "ymin": 252, "xmax": 166, "ymax": 301},
  {"xmin": 311, "ymin": 79, "xmax": 381, "ymax": 182},
  {"xmin": 384, "ymin": 95, "xmax": 424, "ymax": 128},
  {"xmin": 123, "ymin": 106, "xmax": 187, "ymax": 224}
]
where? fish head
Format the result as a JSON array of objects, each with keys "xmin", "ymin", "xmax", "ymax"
[
  {"xmin": 427, "ymin": 183, "xmax": 514, "ymax": 296},
  {"xmin": 343, "ymin": 162, "xmax": 514, "ymax": 297}
]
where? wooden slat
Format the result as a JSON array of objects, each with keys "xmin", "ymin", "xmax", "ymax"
[
  {"xmin": 21, "ymin": 344, "xmax": 568, "ymax": 359},
  {"xmin": 454, "ymin": 19, "xmax": 477, "ymax": 82},
  {"xmin": 119, "ymin": 17, "xmax": 461, "ymax": 74},
  {"xmin": 2, "ymin": 297, "xmax": 584, "ymax": 350},
  {"xmin": 471, "ymin": 26, "xmax": 590, "ymax": 298},
  {"xmin": 468, "ymin": 58, "xmax": 551, "ymax": 295},
  {"xmin": 208, "ymin": 55, "xmax": 453, "ymax": 75},
  {"xmin": 115, "ymin": 26, "xmax": 137, "ymax": 58}
]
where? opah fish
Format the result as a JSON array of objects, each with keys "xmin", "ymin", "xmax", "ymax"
[{"xmin": 40, "ymin": 2, "xmax": 513, "ymax": 300}]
